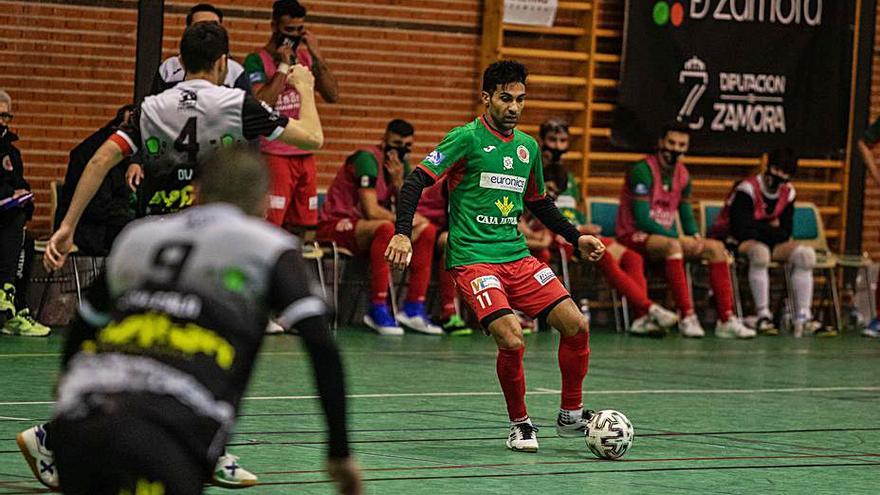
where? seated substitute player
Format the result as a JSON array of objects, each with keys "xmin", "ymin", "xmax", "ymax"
[
  {"xmin": 18, "ymin": 147, "xmax": 362, "ymax": 495},
  {"xmin": 385, "ymin": 60, "xmax": 606, "ymax": 453},
  {"xmin": 525, "ymin": 118, "xmax": 678, "ymax": 336},
  {"xmin": 318, "ymin": 119, "xmax": 441, "ymax": 335},
  {"xmin": 710, "ymin": 148, "xmax": 821, "ymax": 336},
  {"xmin": 43, "ymin": 22, "xmax": 323, "ymax": 272},
  {"xmin": 616, "ymin": 121, "xmax": 754, "ymax": 339}
]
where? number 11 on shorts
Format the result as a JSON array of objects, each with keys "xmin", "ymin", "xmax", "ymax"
[{"xmin": 477, "ymin": 292, "xmax": 493, "ymax": 309}]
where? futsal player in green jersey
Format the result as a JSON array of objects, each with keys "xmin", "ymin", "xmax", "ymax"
[{"xmin": 386, "ymin": 61, "xmax": 605, "ymax": 453}]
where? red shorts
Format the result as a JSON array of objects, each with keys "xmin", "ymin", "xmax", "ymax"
[
  {"xmin": 265, "ymin": 153, "xmax": 318, "ymax": 228},
  {"xmin": 616, "ymin": 231, "xmax": 651, "ymax": 255},
  {"xmin": 449, "ymin": 256, "xmax": 570, "ymax": 325},
  {"xmin": 317, "ymin": 218, "xmax": 360, "ymax": 254}
]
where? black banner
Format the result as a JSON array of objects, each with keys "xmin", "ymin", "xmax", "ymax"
[{"xmin": 612, "ymin": 1, "xmax": 852, "ymax": 157}]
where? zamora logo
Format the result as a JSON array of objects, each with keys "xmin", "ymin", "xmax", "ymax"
[{"xmin": 653, "ymin": 1, "xmax": 823, "ymax": 28}]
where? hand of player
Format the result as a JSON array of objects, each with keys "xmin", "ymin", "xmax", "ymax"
[
  {"xmin": 385, "ymin": 233, "xmax": 413, "ymax": 271},
  {"xmin": 287, "ymin": 64, "xmax": 315, "ymax": 93},
  {"xmin": 12, "ymin": 189, "xmax": 29, "ymax": 199},
  {"xmin": 385, "ymin": 150, "xmax": 405, "ymax": 187},
  {"xmin": 325, "ymin": 457, "xmax": 363, "ymax": 495},
  {"xmin": 43, "ymin": 224, "xmax": 75, "ymax": 272},
  {"xmin": 688, "ymin": 236, "xmax": 705, "ymax": 256},
  {"xmin": 302, "ymin": 30, "xmax": 322, "ymax": 58},
  {"xmin": 278, "ymin": 42, "xmax": 296, "ymax": 66},
  {"xmin": 578, "ymin": 234, "xmax": 605, "ymax": 262},
  {"xmin": 126, "ymin": 163, "xmax": 143, "ymax": 191},
  {"xmin": 769, "ymin": 218, "xmax": 780, "ymax": 228}
]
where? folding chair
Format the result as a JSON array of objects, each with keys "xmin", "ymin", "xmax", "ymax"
[{"xmin": 584, "ymin": 197, "xmax": 628, "ymax": 331}]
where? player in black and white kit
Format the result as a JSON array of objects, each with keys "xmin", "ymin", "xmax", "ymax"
[
  {"xmin": 43, "ymin": 21, "xmax": 323, "ymax": 271},
  {"xmin": 23, "ymin": 147, "xmax": 362, "ymax": 495}
]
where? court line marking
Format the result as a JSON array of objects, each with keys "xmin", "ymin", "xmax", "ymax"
[
  {"xmin": 0, "ymin": 416, "xmax": 33, "ymax": 421},
  {"xmin": 2, "ymin": 386, "xmax": 878, "ymax": 406}
]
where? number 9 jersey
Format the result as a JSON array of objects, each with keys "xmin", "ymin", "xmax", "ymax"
[{"xmin": 109, "ymin": 79, "xmax": 290, "ymax": 215}]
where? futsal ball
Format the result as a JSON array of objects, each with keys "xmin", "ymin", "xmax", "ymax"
[{"xmin": 585, "ymin": 409, "xmax": 634, "ymax": 460}]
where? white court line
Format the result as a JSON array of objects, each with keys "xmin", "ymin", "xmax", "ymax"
[
  {"xmin": 0, "ymin": 415, "xmax": 35, "ymax": 421},
  {"xmin": 2, "ymin": 386, "xmax": 877, "ymax": 406}
]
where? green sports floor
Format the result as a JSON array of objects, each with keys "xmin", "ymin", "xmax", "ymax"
[{"xmin": 0, "ymin": 327, "xmax": 878, "ymax": 494}]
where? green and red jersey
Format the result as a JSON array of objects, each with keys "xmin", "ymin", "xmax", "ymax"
[{"xmin": 418, "ymin": 116, "xmax": 545, "ymax": 268}]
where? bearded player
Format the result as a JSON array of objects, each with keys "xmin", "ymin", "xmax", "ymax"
[{"xmin": 385, "ymin": 61, "xmax": 605, "ymax": 452}]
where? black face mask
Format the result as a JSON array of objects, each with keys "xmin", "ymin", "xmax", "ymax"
[
  {"xmin": 384, "ymin": 144, "xmax": 411, "ymax": 162},
  {"xmin": 660, "ymin": 148, "xmax": 682, "ymax": 165},
  {"xmin": 765, "ymin": 172, "xmax": 789, "ymax": 190},
  {"xmin": 542, "ymin": 145, "xmax": 566, "ymax": 165}
]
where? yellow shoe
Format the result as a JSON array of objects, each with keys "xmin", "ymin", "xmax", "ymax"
[
  {"xmin": 2, "ymin": 309, "xmax": 50, "ymax": 337},
  {"xmin": 0, "ymin": 283, "xmax": 14, "ymax": 323}
]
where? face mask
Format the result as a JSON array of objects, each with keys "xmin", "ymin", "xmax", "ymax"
[
  {"xmin": 766, "ymin": 172, "xmax": 789, "ymax": 190},
  {"xmin": 281, "ymin": 34, "xmax": 302, "ymax": 51},
  {"xmin": 542, "ymin": 145, "xmax": 565, "ymax": 165},
  {"xmin": 384, "ymin": 145, "xmax": 410, "ymax": 162},
  {"xmin": 660, "ymin": 148, "xmax": 682, "ymax": 165}
]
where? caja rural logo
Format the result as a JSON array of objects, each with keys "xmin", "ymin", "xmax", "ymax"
[{"xmin": 652, "ymin": 1, "xmax": 824, "ymax": 28}]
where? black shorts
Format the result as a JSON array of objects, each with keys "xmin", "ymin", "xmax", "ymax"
[{"xmin": 54, "ymin": 412, "xmax": 208, "ymax": 495}]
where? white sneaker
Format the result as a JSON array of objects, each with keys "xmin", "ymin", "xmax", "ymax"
[
  {"xmin": 506, "ymin": 420, "xmax": 539, "ymax": 452},
  {"xmin": 678, "ymin": 314, "xmax": 705, "ymax": 338},
  {"xmin": 395, "ymin": 312, "xmax": 443, "ymax": 335},
  {"xmin": 212, "ymin": 452, "xmax": 258, "ymax": 488},
  {"xmin": 265, "ymin": 320, "xmax": 285, "ymax": 334},
  {"xmin": 715, "ymin": 316, "xmax": 756, "ymax": 339},
  {"xmin": 744, "ymin": 314, "xmax": 778, "ymax": 335},
  {"xmin": 363, "ymin": 314, "xmax": 404, "ymax": 336},
  {"xmin": 556, "ymin": 409, "xmax": 594, "ymax": 438},
  {"xmin": 648, "ymin": 303, "xmax": 679, "ymax": 328},
  {"xmin": 16, "ymin": 424, "xmax": 58, "ymax": 490},
  {"xmin": 629, "ymin": 315, "xmax": 664, "ymax": 337},
  {"xmin": 794, "ymin": 319, "xmax": 828, "ymax": 337}
]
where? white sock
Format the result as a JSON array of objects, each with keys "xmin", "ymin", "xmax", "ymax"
[
  {"xmin": 748, "ymin": 264, "xmax": 770, "ymax": 316},
  {"xmin": 560, "ymin": 408, "xmax": 583, "ymax": 423},
  {"xmin": 791, "ymin": 266, "xmax": 813, "ymax": 321}
]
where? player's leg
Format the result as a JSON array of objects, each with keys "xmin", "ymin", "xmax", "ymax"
[
  {"xmin": 355, "ymin": 219, "xmax": 402, "ymax": 335},
  {"xmin": 598, "ymin": 240, "xmax": 678, "ymax": 335},
  {"xmin": 683, "ymin": 237, "xmax": 754, "ymax": 338},
  {"xmin": 544, "ymin": 298, "xmax": 595, "ymax": 437},
  {"xmin": 435, "ymin": 232, "xmax": 472, "ymax": 335},
  {"xmin": 450, "ymin": 264, "xmax": 536, "ymax": 451},
  {"xmin": 396, "ymin": 222, "xmax": 442, "ymax": 334},
  {"xmin": 264, "ymin": 154, "xmax": 295, "ymax": 228},
  {"xmin": 285, "ymin": 154, "xmax": 319, "ymax": 237},
  {"xmin": 738, "ymin": 240, "xmax": 776, "ymax": 334},
  {"xmin": 773, "ymin": 241, "xmax": 822, "ymax": 335},
  {"xmin": 644, "ymin": 234, "xmax": 704, "ymax": 337}
]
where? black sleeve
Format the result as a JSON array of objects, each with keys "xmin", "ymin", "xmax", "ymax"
[
  {"xmin": 234, "ymin": 70, "xmax": 253, "ymax": 95},
  {"xmin": 525, "ymin": 196, "xmax": 582, "ymax": 246},
  {"xmin": 728, "ymin": 191, "xmax": 759, "ymax": 242},
  {"xmin": 268, "ymin": 249, "xmax": 350, "ymax": 459},
  {"xmin": 394, "ymin": 168, "xmax": 435, "ymax": 237},
  {"xmin": 62, "ymin": 272, "xmax": 112, "ymax": 371},
  {"xmin": 241, "ymin": 95, "xmax": 290, "ymax": 141},
  {"xmin": 11, "ymin": 147, "xmax": 29, "ymax": 191}
]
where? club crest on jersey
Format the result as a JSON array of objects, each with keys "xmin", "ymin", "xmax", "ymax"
[
  {"xmin": 533, "ymin": 267, "xmax": 556, "ymax": 286},
  {"xmin": 177, "ymin": 89, "xmax": 198, "ymax": 111},
  {"xmin": 517, "ymin": 145, "xmax": 530, "ymax": 163},
  {"xmin": 470, "ymin": 275, "xmax": 501, "ymax": 294},
  {"xmin": 503, "ymin": 156, "xmax": 514, "ymax": 170},
  {"xmin": 2, "ymin": 155, "xmax": 11, "ymax": 172},
  {"xmin": 425, "ymin": 150, "xmax": 445, "ymax": 166}
]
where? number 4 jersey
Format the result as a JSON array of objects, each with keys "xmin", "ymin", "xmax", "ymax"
[{"xmin": 109, "ymin": 79, "xmax": 290, "ymax": 215}]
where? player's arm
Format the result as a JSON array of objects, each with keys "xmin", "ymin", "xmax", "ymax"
[
  {"xmin": 678, "ymin": 181, "xmax": 699, "ymax": 237},
  {"xmin": 269, "ymin": 250, "xmax": 351, "ymax": 460},
  {"xmin": 524, "ymin": 152, "xmax": 603, "ymax": 261},
  {"xmin": 302, "ymin": 31, "xmax": 339, "ymax": 103},
  {"xmin": 629, "ymin": 163, "xmax": 677, "ymax": 237},
  {"xmin": 280, "ymin": 65, "xmax": 323, "ymax": 149},
  {"xmin": 241, "ymin": 68, "xmax": 323, "ymax": 150},
  {"xmin": 245, "ymin": 52, "xmax": 288, "ymax": 107},
  {"xmin": 352, "ymin": 152, "xmax": 395, "ymax": 221}
]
